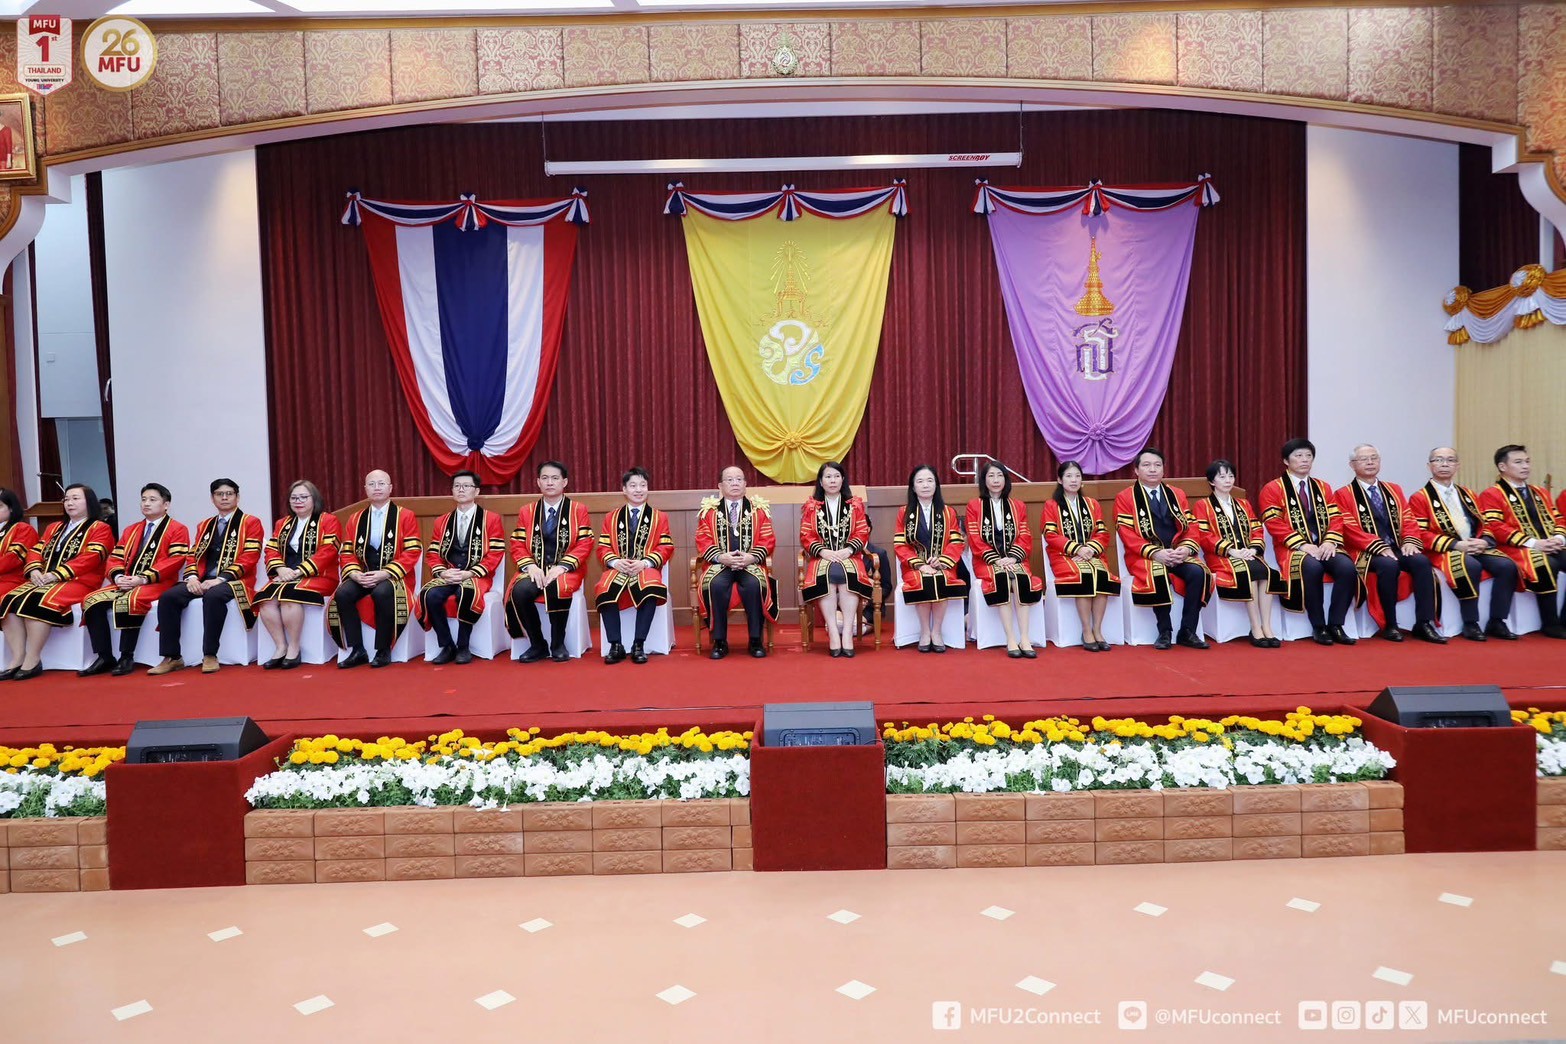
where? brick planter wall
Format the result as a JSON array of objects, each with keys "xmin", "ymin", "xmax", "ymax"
[
  {"xmin": 0, "ymin": 817, "xmax": 109, "ymax": 893},
  {"xmin": 886, "ymin": 782, "xmax": 1405, "ymax": 868},
  {"xmin": 244, "ymin": 799, "xmax": 751, "ymax": 884},
  {"xmin": 1539, "ymin": 777, "xmax": 1566, "ymax": 850}
]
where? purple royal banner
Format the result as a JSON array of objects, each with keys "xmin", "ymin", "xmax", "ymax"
[{"xmin": 983, "ymin": 181, "xmax": 1213, "ymax": 474}]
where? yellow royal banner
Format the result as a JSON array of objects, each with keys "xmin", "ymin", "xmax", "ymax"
[{"xmin": 680, "ymin": 202, "xmax": 898, "ymax": 483}]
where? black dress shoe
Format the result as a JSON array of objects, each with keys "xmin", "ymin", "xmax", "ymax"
[
  {"xmin": 454, "ymin": 649, "xmax": 473, "ymax": 665},
  {"xmin": 12, "ymin": 663, "xmax": 43, "ymax": 681},
  {"xmin": 1461, "ymin": 622, "xmax": 1487, "ymax": 642},
  {"xmin": 1540, "ymin": 624, "xmax": 1566, "ymax": 640},
  {"xmin": 830, "ymin": 648, "xmax": 843, "ymax": 658},
  {"xmin": 1153, "ymin": 631, "xmax": 1173, "ymax": 650},
  {"xmin": 1267, "ymin": 637, "xmax": 1283, "ymax": 648},
  {"xmin": 1312, "ymin": 627, "xmax": 1334, "ymax": 646},
  {"xmin": 1327, "ymin": 625, "xmax": 1357, "ymax": 645},
  {"xmin": 262, "ymin": 656, "xmax": 285, "ymax": 670},
  {"xmin": 1250, "ymin": 635, "xmax": 1270, "ymax": 648},
  {"xmin": 842, "ymin": 647, "xmax": 855, "ymax": 659},
  {"xmin": 77, "ymin": 656, "xmax": 113, "ymax": 678},
  {"xmin": 1413, "ymin": 622, "xmax": 1447, "ymax": 644},
  {"xmin": 429, "ymin": 647, "xmax": 456, "ymax": 666},
  {"xmin": 339, "ymin": 649, "xmax": 369, "ymax": 669},
  {"xmin": 0, "ymin": 666, "xmax": 17, "ymax": 681},
  {"xmin": 749, "ymin": 639, "xmax": 767, "ymax": 658},
  {"xmin": 281, "ymin": 656, "xmax": 303, "ymax": 670},
  {"xmin": 112, "ymin": 655, "xmax": 137, "ymax": 677},
  {"xmin": 1378, "ymin": 626, "xmax": 1404, "ymax": 642},
  {"xmin": 1006, "ymin": 647, "xmax": 1023, "ymax": 659},
  {"xmin": 1484, "ymin": 620, "xmax": 1517, "ymax": 640},
  {"xmin": 630, "ymin": 642, "xmax": 648, "ymax": 665},
  {"xmin": 604, "ymin": 643, "xmax": 626, "ymax": 665},
  {"xmin": 917, "ymin": 643, "xmax": 933, "ymax": 653},
  {"xmin": 518, "ymin": 646, "xmax": 548, "ymax": 663},
  {"xmin": 709, "ymin": 640, "xmax": 729, "ymax": 661},
  {"xmin": 550, "ymin": 647, "xmax": 570, "ymax": 663},
  {"xmin": 369, "ymin": 652, "xmax": 392, "ymax": 668},
  {"xmin": 1097, "ymin": 641, "xmax": 1113, "ymax": 652},
  {"xmin": 1020, "ymin": 647, "xmax": 1037, "ymax": 659},
  {"xmin": 1176, "ymin": 629, "xmax": 1209, "ymax": 650},
  {"xmin": 930, "ymin": 643, "xmax": 946, "ymax": 654}
]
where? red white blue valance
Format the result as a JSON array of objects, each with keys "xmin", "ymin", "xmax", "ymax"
[
  {"xmin": 341, "ymin": 190, "xmax": 590, "ymax": 231},
  {"xmin": 664, "ymin": 181, "xmax": 907, "ymax": 221},
  {"xmin": 973, "ymin": 177, "xmax": 1219, "ymax": 217}
]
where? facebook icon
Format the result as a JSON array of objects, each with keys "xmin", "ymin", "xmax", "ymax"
[{"xmin": 932, "ymin": 1001, "xmax": 963, "ymax": 1030}]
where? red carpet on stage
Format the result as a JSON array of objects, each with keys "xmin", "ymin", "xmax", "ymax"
[{"xmin": 1, "ymin": 627, "xmax": 1560, "ymax": 745}]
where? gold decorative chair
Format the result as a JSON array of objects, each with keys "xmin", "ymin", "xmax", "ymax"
[
  {"xmin": 689, "ymin": 556, "xmax": 775, "ymax": 655},
  {"xmin": 797, "ymin": 551, "xmax": 883, "ymax": 652}
]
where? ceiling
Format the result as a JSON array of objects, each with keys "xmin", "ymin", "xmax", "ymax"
[{"xmin": 7, "ymin": 0, "xmax": 1168, "ymax": 19}]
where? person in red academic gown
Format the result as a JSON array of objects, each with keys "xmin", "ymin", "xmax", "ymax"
[
  {"xmin": 507, "ymin": 459, "xmax": 595, "ymax": 663},
  {"xmin": 1113, "ymin": 448, "xmax": 1212, "ymax": 650},
  {"xmin": 415, "ymin": 470, "xmax": 505, "ymax": 665},
  {"xmin": 149, "ymin": 477, "xmax": 266, "ymax": 676},
  {"xmin": 79, "ymin": 482, "xmax": 190, "ymax": 677},
  {"xmin": 0, "ymin": 487, "xmax": 39, "ymax": 611},
  {"xmin": 1334, "ymin": 443, "xmax": 1445, "ymax": 644},
  {"xmin": 965, "ymin": 459, "xmax": 1042, "ymax": 658},
  {"xmin": 894, "ymin": 464, "xmax": 968, "ymax": 653},
  {"xmin": 596, "ymin": 466, "xmax": 675, "ymax": 665},
  {"xmin": 1191, "ymin": 459, "xmax": 1280, "ymax": 648},
  {"xmin": 1407, "ymin": 446, "xmax": 1517, "ymax": 642},
  {"xmin": 800, "ymin": 461, "xmax": 873, "ymax": 658},
  {"xmin": 1041, "ymin": 460, "xmax": 1120, "ymax": 651},
  {"xmin": 1478, "ymin": 443, "xmax": 1566, "ymax": 639},
  {"xmin": 254, "ymin": 480, "xmax": 342, "ymax": 669},
  {"xmin": 330, "ymin": 469, "xmax": 422, "ymax": 668},
  {"xmin": 0, "ymin": 483, "xmax": 114, "ymax": 681},
  {"xmin": 1258, "ymin": 437, "xmax": 1358, "ymax": 645},
  {"xmin": 695, "ymin": 466, "xmax": 778, "ymax": 659}
]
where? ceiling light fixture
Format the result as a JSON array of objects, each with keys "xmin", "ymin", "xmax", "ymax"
[{"xmin": 545, "ymin": 152, "xmax": 1021, "ymax": 175}]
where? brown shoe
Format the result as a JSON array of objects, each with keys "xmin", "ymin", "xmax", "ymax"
[
  {"xmin": 201, "ymin": 656, "xmax": 220, "ymax": 674},
  {"xmin": 147, "ymin": 657, "xmax": 184, "ymax": 677}
]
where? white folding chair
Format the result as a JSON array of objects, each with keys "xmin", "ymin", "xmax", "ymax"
[
  {"xmin": 257, "ymin": 604, "xmax": 336, "ymax": 665},
  {"xmin": 892, "ymin": 584, "xmax": 966, "ymax": 649},
  {"xmin": 598, "ymin": 566, "xmax": 675, "ymax": 657},
  {"xmin": 1041, "ymin": 571, "xmax": 1125, "ymax": 648},
  {"xmin": 1435, "ymin": 578, "xmax": 1497, "ymax": 638},
  {"xmin": 338, "ymin": 561, "xmax": 424, "ymax": 664},
  {"xmin": 1508, "ymin": 588, "xmax": 1543, "ymax": 637},
  {"xmin": 962, "ymin": 550, "xmax": 1046, "ymax": 650},
  {"xmin": 422, "ymin": 585, "xmax": 509, "ymax": 662},
  {"xmin": 511, "ymin": 588, "xmax": 591, "ymax": 660},
  {"xmin": 1115, "ymin": 537, "xmax": 1204, "ymax": 646},
  {"xmin": 1200, "ymin": 595, "xmax": 1257, "ymax": 644},
  {"xmin": 1262, "ymin": 533, "xmax": 1361, "ymax": 641},
  {"xmin": 179, "ymin": 598, "xmax": 258, "ymax": 666},
  {"xmin": 37, "ymin": 606, "xmax": 93, "ymax": 672}
]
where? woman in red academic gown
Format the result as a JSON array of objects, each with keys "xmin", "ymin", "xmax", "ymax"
[
  {"xmin": 965, "ymin": 459, "xmax": 1042, "ymax": 658},
  {"xmin": 800, "ymin": 461, "xmax": 873, "ymax": 658},
  {"xmin": 1041, "ymin": 460, "xmax": 1120, "ymax": 651},
  {"xmin": 255, "ymin": 480, "xmax": 342, "ymax": 669},
  {"xmin": 1191, "ymin": 459, "xmax": 1281, "ymax": 647},
  {"xmin": 894, "ymin": 464, "xmax": 968, "ymax": 653},
  {"xmin": 0, "ymin": 483, "xmax": 114, "ymax": 680}
]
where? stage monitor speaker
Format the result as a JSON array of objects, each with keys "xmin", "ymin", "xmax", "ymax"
[
  {"xmin": 764, "ymin": 701, "xmax": 877, "ymax": 747},
  {"xmin": 1367, "ymin": 685, "xmax": 1510, "ymax": 729},
  {"xmin": 126, "ymin": 717, "xmax": 270, "ymax": 764}
]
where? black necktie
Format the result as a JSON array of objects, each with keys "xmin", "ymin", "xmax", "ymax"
[
  {"xmin": 204, "ymin": 517, "xmax": 227, "ymax": 576},
  {"xmin": 1299, "ymin": 481, "xmax": 1320, "ymax": 542},
  {"xmin": 1520, "ymin": 486, "xmax": 1548, "ymax": 534},
  {"xmin": 628, "ymin": 508, "xmax": 639, "ymax": 535},
  {"xmin": 545, "ymin": 506, "xmax": 558, "ymax": 536}
]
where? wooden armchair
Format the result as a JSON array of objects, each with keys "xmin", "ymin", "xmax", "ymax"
[
  {"xmin": 797, "ymin": 551, "xmax": 884, "ymax": 652},
  {"xmin": 689, "ymin": 555, "xmax": 775, "ymax": 655}
]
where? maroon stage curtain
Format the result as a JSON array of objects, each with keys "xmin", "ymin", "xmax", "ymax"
[
  {"xmin": 257, "ymin": 110, "xmax": 1304, "ymax": 505},
  {"xmin": 1458, "ymin": 143, "xmax": 1541, "ymax": 292}
]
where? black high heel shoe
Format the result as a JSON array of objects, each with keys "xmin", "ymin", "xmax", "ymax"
[{"xmin": 282, "ymin": 656, "xmax": 303, "ymax": 669}]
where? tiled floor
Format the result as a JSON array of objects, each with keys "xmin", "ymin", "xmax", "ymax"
[{"xmin": 6, "ymin": 853, "xmax": 1566, "ymax": 1041}]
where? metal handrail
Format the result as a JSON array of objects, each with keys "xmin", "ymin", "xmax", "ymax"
[{"xmin": 951, "ymin": 454, "xmax": 1030, "ymax": 483}]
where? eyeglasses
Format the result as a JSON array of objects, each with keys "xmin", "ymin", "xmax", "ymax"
[
  {"xmin": 1429, "ymin": 457, "xmax": 1458, "ymax": 464},
  {"xmin": 452, "ymin": 483, "xmax": 478, "ymax": 491},
  {"xmin": 1352, "ymin": 455, "xmax": 1381, "ymax": 463}
]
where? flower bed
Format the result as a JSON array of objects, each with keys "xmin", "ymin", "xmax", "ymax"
[
  {"xmin": 1, "ymin": 745, "xmax": 123, "ymax": 819},
  {"xmin": 883, "ymin": 710, "xmax": 1393, "ymax": 795},
  {"xmin": 244, "ymin": 728, "xmax": 752, "ymax": 810},
  {"xmin": 1515, "ymin": 709, "xmax": 1566, "ymax": 777}
]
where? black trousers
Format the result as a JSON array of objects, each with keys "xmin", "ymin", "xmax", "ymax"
[
  {"xmin": 1152, "ymin": 561, "xmax": 1208, "ymax": 634},
  {"xmin": 509, "ymin": 579, "xmax": 569, "ymax": 651},
  {"xmin": 1451, "ymin": 554, "xmax": 1517, "ymax": 624},
  {"xmin": 707, "ymin": 568, "xmax": 764, "ymax": 642},
  {"xmin": 1300, "ymin": 554, "xmax": 1358, "ymax": 629},
  {"xmin": 157, "ymin": 582, "xmax": 235, "ymax": 658},
  {"xmin": 333, "ymin": 579, "xmax": 396, "ymax": 656},
  {"xmin": 83, "ymin": 601, "xmax": 139, "ymax": 660},
  {"xmin": 600, "ymin": 600, "xmax": 658, "ymax": 645},
  {"xmin": 1538, "ymin": 551, "xmax": 1566, "ymax": 627},
  {"xmin": 419, "ymin": 585, "xmax": 474, "ymax": 650},
  {"xmin": 1366, "ymin": 551, "xmax": 1437, "ymax": 626}
]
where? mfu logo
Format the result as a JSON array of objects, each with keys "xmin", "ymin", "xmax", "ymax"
[
  {"xmin": 16, "ymin": 16, "xmax": 72, "ymax": 95},
  {"xmin": 82, "ymin": 16, "xmax": 157, "ymax": 92},
  {"xmin": 931, "ymin": 1001, "xmax": 963, "ymax": 1030}
]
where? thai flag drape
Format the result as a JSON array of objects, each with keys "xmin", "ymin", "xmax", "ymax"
[{"xmin": 343, "ymin": 191, "xmax": 587, "ymax": 484}]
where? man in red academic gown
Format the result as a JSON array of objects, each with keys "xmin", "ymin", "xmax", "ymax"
[
  {"xmin": 1334, "ymin": 443, "xmax": 1445, "ymax": 643},
  {"xmin": 695, "ymin": 466, "xmax": 778, "ymax": 659},
  {"xmin": 1113, "ymin": 447, "xmax": 1212, "ymax": 650},
  {"xmin": 506, "ymin": 460, "xmax": 594, "ymax": 663},
  {"xmin": 414, "ymin": 470, "xmax": 505, "ymax": 665},
  {"xmin": 1259, "ymin": 437, "xmax": 1358, "ymax": 645},
  {"xmin": 1478, "ymin": 444, "xmax": 1566, "ymax": 639},
  {"xmin": 331, "ymin": 468, "xmax": 423, "ymax": 667},
  {"xmin": 1407, "ymin": 446, "xmax": 1517, "ymax": 642},
  {"xmin": 80, "ymin": 482, "xmax": 189, "ymax": 677}
]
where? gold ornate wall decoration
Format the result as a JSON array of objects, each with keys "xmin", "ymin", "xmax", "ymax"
[{"xmin": 1443, "ymin": 265, "xmax": 1566, "ymax": 347}]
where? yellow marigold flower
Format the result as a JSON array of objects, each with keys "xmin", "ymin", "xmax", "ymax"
[
  {"xmin": 982, "ymin": 714, "xmax": 995, "ymax": 722},
  {"xmin": 335, "ymin": 739, "xmax": 354, "ymax": 753},
  {"xmin": 31, "ymin": 757, "xmax": 49, "ymax": 768},
  {"xmin": 323, "ymin": 751, "xmax": 339, "ymax": 764},
  {"xmin": 82, "ymin": 765, "xmax": 100, "ymax": 778},
  {"xmin": 289, "ymin": 751, "xmax": 308, "ymax": 765},
  {"xmin": 1192, "ymin": 732, "xmax": 1210, "ymax": 743}
]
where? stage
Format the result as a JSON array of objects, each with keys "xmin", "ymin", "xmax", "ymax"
[{"xmin": 2, "ymin": 628, "xmax": 1560, "ymax": 746}]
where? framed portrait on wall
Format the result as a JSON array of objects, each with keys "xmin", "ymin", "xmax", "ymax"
[{"xmin": 0, "ymin": 94, "xmax": 37, "ymax": 182}]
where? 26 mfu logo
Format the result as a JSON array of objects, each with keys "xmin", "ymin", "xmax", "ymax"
[{"xmin": 82, "ymin": 16, "xmax": 156, "ymax": 92}]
